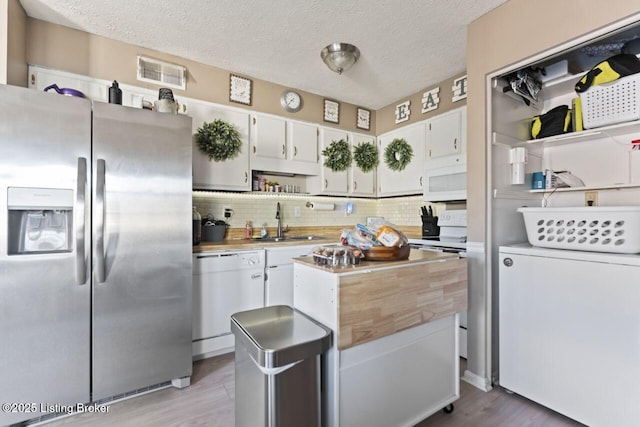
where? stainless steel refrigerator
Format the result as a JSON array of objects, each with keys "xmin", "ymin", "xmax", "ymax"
[{"xmin": 0, "ymin": 84, "xmax": 193, "ymax": 425}]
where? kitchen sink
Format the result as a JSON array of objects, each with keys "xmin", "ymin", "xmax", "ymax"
[{"xmin": 252, "ymin": 235, "xmax": 326, "ymax": 243}]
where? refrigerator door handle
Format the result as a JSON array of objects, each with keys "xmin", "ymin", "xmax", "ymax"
[
  {"xmin": 96, "ymin": 158, "xmax": 106, "ymax": 283},
  {"xmin": 76, "ymin": 157, "xmax": 87, "ymax": 285}
]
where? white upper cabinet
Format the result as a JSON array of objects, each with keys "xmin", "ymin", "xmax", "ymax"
[
  {"xmin": 251, "ymin": 114, "xmax": 319, "ymax": 175},
  {"xmin": 320, "ymin": 127, "xmax": 349, "ymax": 195},
  {"xmin": 426, "ymin": 106, "xmax": 467, "ymax": 169},
  {"xmin": 377, "ymin": 122, "xmax": 426, "ymax": 197},
  {"xmin": 307, "ymin": 127, "xmax": 349, "ymax": 195},
  {"xmin": 288, "ymin": 120, "xmax": 318, "ymax": 165},
  {"xmin": 252, "ymin": 114, "xmax": 287, "ymax": 160},
  {"xmin": 307, "ymin": 128, "xmax": 377, "ymax": 197},
  {"xmin": 190, "ymin": 99, "xmax": 251, "ymax": 191},
  {"xmin": 349, "ymin": 132, "xmax": 377, "ymax": 197}
]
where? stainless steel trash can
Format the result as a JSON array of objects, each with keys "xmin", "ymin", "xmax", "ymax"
[{"xmin": 231, "ymin": 305, "xmax": 332, "ymax": 427}]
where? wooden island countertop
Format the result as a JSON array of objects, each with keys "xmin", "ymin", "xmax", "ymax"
[{"xmin": 293, "ymin": 246, "xmax": 459, "ymax": 272}]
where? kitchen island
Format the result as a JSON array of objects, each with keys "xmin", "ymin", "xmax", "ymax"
[{"xmin": 293, "ymin": 249, "xmax": 467, "ymax": 427}]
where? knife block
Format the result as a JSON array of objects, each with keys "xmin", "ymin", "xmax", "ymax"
[{"xmin": 421, "ymin": 216, "xmax": 440, "ymax": 237}]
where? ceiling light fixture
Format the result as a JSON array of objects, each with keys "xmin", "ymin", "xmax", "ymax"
[{"xmin": 321, "ymin": 43, "xmax": 361, "ymax": 75}]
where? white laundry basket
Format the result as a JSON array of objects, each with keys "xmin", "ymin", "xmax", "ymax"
[
  {"xmin": 579, "ymin": 73, "xmax": 640, "ymax": 129},
  {"xmin": 518, "ymin": 207, "xmax": 640, "ymax": 254}
]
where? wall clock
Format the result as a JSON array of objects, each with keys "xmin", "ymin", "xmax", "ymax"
[
  {"xmin": 324, "ymin": 99, "xmax": 340, "ymax": 123},
  {"xmin": 229, "ymin": 74, "xmax": 252, "ymax": 105},
  {"xmin": 280, "ymin": 90, "xmax": 303, "ymax": 113},
  {"xmin": 356, "ymin": 107, "xmax": 371, "ymax": 130}
]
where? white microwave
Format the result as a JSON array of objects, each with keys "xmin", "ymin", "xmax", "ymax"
[{"xmin": 423, "ymin": 164, "xmax": 466, "ymax": 202}]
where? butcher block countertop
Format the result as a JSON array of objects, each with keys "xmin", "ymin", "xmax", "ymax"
[
  {"xmin": 294, "ymin": 249, "xmax": 468, "ymax": 350},
  {"xmin": 293, "ymin": 247, "xmax": 459, "ymax": 272},
  {"xmin": 193, "ymin": 236, "xmax": 334, "ymax": 252}
]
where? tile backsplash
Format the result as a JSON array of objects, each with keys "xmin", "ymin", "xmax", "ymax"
[{"xmin": 193, "ymin": 192, "xmax": 463, "ymax": 229}]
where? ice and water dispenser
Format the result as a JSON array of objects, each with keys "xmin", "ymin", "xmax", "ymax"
[{"xmin": 7, "ymin": 187, "xmax": 74, "ymax": 255}]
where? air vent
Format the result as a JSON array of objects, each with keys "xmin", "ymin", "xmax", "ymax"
[{"xmin": 137, "ymin": 55, "xmax": 186, "ymax": 90}]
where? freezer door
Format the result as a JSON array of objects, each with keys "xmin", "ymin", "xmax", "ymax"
[
  {"xmin": 91, "ymin": 103, "xmax": 193, "ymax": 400},
  {"xmin": 0, "ymin": 86, "xmax": 91, "ymax": 425}
]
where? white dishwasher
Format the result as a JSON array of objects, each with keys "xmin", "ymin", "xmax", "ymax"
[{"xmin": 192, "ymin": 250, "xmax": 265, "ymax": 359}]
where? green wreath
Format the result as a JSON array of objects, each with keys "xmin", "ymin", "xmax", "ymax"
[
  {"xmin": 384, "ymin": 138, "xmax": 413, "ymax": 171},
  {"xmin": 353, "ymin": 141, "xmax": 379, "ymax": 173},
  {"xmin": 195, "ymin": 119, "xmax": 242, "ymax": 162},
  {"xmin": 322, "ymin": 139, "xmax": 352, "ymax": 172}
]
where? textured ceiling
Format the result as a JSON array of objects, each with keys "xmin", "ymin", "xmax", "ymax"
[{"xmin": 19, "ymin": 0, "xmax": 508, "ymax": 110}]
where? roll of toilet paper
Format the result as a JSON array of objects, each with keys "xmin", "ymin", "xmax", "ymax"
[{"xmin": 306, "ymin": 202, "xmax": 334, "ymax": 211}]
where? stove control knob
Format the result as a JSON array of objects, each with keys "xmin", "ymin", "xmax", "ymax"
[{"xmin": 503, "ymin": 257, "xmax": 513, "ymax": 267}]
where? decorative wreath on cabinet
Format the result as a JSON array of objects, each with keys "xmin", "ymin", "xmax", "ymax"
[
  {"xmin": 195, "ymin": 119, "xmax": 242, "ymax": 162},
  {"xmin": 322, "ymin": 139, "xmax": 352, "ymax": 172},
  {"xmin": 384, "ymin": 138, "xmax": 413, "ymax": 171},
  {"xmin": 353, "ymin": 141, "xmax": 379, "ymax": 173}
]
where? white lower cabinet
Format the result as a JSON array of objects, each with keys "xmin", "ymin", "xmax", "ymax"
[
  {"xmin": 265, "ymin": 244, "xmax": 317, "ymax": 307},
  {"xmin": 337, "ymin": 317, "xmax": 457, "ymax": 427}
]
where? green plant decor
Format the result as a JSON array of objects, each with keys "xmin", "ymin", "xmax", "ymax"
[
  {"xmin": 384, "ymin": 138, "xmax": 413, "ymax": 171},
  {"xmin": 322, "ymin": 138, "xmax": 352, "ymax": 172},
  {"xmin": 195, "ymin": 119, "xmax": 242, "ymax": 162},
  {"xmin": 353, "ymin": 141, "xmax": 379, "ymax": 173}
]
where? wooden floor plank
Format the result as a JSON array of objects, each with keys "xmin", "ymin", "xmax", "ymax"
[{"xmin": 41, "ymin": 355, "xmax": 584, "ymax": 427}]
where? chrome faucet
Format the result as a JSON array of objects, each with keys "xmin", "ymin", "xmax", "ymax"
[{"xmin": 276, "ymin": 202, "xmax": 287, "ymax": 238}]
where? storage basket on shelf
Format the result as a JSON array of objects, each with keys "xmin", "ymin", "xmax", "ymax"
[
  {"xmin": 518, "ymin": 207, "xmax": 640, "ymax": 254},
  {"xmin": 579, "ymin": 73, "xmax": 640, "ymax": 129}
]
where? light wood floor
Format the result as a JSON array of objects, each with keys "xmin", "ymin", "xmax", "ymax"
[{"xmin": 42, "ymin": 354, "xmax": 583, "ymax": 427}]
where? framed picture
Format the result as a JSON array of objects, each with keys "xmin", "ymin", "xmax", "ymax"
[
  {"xmin": 324, "ymin": 99, "xmax": 340, "ymax": 123},
  {"xmin": 356, "ymin": 107, "xmax": 371, "ymax": 130},
  {"xmin": 229, "ymin": 74, "xmax": 252, "ymax": 105}
]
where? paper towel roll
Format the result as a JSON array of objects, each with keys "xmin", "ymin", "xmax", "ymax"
[{"xmin": 306, "ymin": 202, "xmax": 334, "ymax": 211}]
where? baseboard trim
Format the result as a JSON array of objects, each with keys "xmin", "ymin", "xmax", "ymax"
[{"xmin": 462, "ymin": 369, "xmax": 493, "ymax": 392}]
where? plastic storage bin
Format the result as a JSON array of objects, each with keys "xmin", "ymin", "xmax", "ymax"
[
  {"xmin": 518, "ymin": 207, "xmax": 640, "ymax": 253},
  {"xmin": 231, "ymin": 305, "xmax": 331, "ymax": 427},
  {"xmin": 579, "ymin": 73, "xmax": 640, "ymax": 129}
]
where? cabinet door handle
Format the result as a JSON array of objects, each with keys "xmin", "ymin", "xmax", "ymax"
[
  {"xmin": 282, "ymin": 144, "xmax": 286, "ymax": 156},
  {"xmin": 353, "ymin": 181, "xmax": 358, "ymax": 191},
  {"xmin": 294, "ymin": 146, "xmax": 297, "ymax": 157},
  {"xmin": 253, "ymin": 146, "xmax": 256, "ymax": 154},
  {"xmin": 420, "ymin": 176, "xmax": 423, "ymax": 186},
  {"xmin": 251, "ymin": 273, "xmax": 263, "ymax": 279},
  {"xmin": 244, "ymin": 171, "xmax": 248, "ymax": 182},
  {"xmin": 454, "ymin": 138, "xmax": 457, "ymax": 150},
  {"xmin": 324, "ymin": 179, "xmax": 328, "ymax": 189},
  {"xmin": 253, "ymin": 117, "xmax": 256, "ymax": 125}
]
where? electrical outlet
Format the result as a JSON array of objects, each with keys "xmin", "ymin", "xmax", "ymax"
[
  {"xmin": 585, "ymin": 191, "xmax": 598, "ymax": 207},
  {"xmin": 294, "ymin": 207, "xmax": 301, "ymax": 217},
  {"xmin": 222, "ymin": 206, "xmax": 233, "ymax": 219}
]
